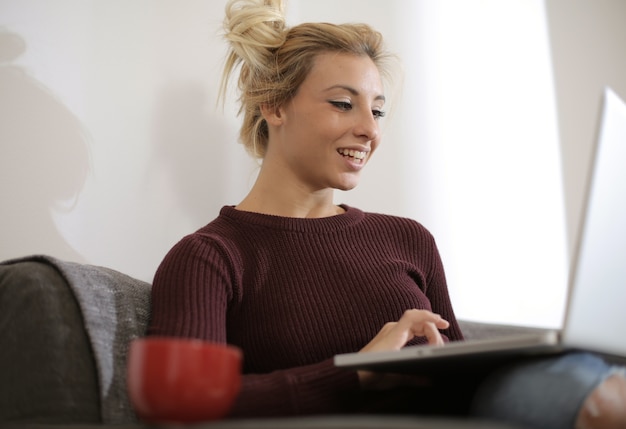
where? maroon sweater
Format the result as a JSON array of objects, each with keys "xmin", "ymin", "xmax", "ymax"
[{"xmin": 149, "ymin": 205, "xmax": 463, "ymax": 417}]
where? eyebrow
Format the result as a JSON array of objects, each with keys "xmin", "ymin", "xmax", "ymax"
[{"xmin": 324, "ymin": 84, "xmax": 386, "ymax": 102}]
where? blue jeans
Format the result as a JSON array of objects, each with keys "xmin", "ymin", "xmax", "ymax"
[{"xmin": 471, "ymin": 352, "xmax": 625, "ymax": 429}]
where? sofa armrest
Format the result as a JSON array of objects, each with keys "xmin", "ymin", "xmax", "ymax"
[{"xmin": 0, "ymin": 260, "xmax": 101, "ymax": 424}]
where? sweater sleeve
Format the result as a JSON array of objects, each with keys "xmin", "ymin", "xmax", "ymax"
[
  {"xmin": 230, "ymin": 359, "xmax": 358, "ymax": 417},
  {"xmin": 148, "ymin": 234, "xmax": 361, "ymax": 417},
  {"xmin": 420, "ymin": 230, "xmax": 464, "ymax": 342}
]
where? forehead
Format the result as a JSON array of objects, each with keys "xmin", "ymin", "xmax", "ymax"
[{"xmin": 302, "ymin": 52, "xmax": 384, "ymax": 97}]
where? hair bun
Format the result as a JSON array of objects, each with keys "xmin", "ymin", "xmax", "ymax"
[{"xmin": 223, "ymin": 0, "xmax": 287, "ymax": 75}]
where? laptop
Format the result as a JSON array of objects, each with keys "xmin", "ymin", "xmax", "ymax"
[{"xmin": 334, "ymin": 87, "xmax": 626, "ymax": 374}]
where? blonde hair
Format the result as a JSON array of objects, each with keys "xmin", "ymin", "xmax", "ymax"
[{"xmin": 220, "ymin": 0, "xmax": 394, "ymax": 159}]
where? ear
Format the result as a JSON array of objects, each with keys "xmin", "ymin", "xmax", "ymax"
[{"xmin": 260, "ymin": 103, "xmax": 285, "ymax": 127}]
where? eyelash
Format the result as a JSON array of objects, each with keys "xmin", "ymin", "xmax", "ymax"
[{"xmin": 330, "ymin": 101, "xmax": 386, "ymax": 120}]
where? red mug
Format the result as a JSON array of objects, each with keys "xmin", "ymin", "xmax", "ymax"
[{"xmin": 127, "ymin": 337, "xmax": 242, "ymax": 423}]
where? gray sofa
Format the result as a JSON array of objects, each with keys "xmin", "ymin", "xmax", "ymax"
[{"xmin": 0, "ymin": 255, "xmax": 537, "ymax": 428}]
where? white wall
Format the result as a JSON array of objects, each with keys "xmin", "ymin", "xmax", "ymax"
[
  {"xmin": 1, "ymin": 0, "xmax": 256, "ymax": 282},
  {"xmin": 545, "ymin": 0, "xmax": 626, "ymax": 258},
  {"xmin": 1, "ymin": 0, "xmax": 624, "ymax": 327}
]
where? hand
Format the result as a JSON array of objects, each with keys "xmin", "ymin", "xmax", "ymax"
[{"xmin": 357, "ymin": 309, "xmax": 449, "ymax": 389}]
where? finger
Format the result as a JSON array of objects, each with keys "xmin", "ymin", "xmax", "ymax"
[
  {"xmin": 390, "ymin": 311, "xmax": 445, "ymax": 347},
  {"xmin": 398, "ymin": 309, "xmax": 448, "ymax": 332},
  {"xmin": 401, "ymin": 309, "xmax": 447, "ymax": 325},
  {"xmin": 360, "ymin": 310, "xmax": 450, "ymax": 353},
  {"xmin": 399, "ymin": 310, "xmax": 449, "ymax": 345},
  {"xmin": 420, "ymin": 321, "xmax": 445, "ymax": 346},
  {"xmin": 375, "ymin": 321, "xmax": 413, "ymax": 351},
  {"xmin": 435, "ymin": 317, "xmax": 450, "ymax": 329}
]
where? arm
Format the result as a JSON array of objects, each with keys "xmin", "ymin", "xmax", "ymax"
[
  {"xmin": 354, "ymin": 224, "xmax": 463, "ymax": 388},
  {"xmin": 149, "ymin": 235, "xmax": 360, "ymax": 417}
]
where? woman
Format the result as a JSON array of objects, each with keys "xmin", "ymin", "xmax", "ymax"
[{"xmin": 149, "ymin": 0, "xmax": 626, "ymax": 427}]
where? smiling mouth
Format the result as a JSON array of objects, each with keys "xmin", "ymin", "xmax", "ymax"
[{"xmin": 337, "ymin": 148, "xmax": 367, "ymax": 163}]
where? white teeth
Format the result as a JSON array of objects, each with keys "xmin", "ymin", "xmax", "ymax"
[{"xmin": 338, "ymin": 148, "xmax": 366, "ymax": 160}]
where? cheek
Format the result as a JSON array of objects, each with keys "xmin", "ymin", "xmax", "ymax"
[{"xmin": 369, "ymin": 138, "xmax": 382, "ymax": 156}]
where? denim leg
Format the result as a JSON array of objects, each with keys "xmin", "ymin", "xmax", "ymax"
[{"xmin": 470, "ymin": 352, "xmax": 620, "ymax": 429}]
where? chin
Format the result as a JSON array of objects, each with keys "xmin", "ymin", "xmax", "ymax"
[
  {"xmin": 331, "ymin": 173, "xmax": 362, "ymax": 191},
  {"xmin": 335, "ymin": 182, "xmax": 359, "ymax": 191}
]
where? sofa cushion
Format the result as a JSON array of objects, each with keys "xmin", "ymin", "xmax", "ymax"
[{"xmin": 0, "ymin": 260, "xmax": 100, "ymax": 423}]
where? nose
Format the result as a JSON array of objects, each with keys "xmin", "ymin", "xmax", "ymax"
[{"xmin": 353, "ymin": 107, "xmax": 379, "ymax": 142}]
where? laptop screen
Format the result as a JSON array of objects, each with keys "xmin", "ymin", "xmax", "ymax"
[{"xmin": 562, "ymin": 87, "xmax": 626, "ymax": 357}]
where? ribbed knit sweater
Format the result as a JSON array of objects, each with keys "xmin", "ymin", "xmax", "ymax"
[{"xmin": 149, "ymin": 205, "xmax": 464, "ymax": 417}]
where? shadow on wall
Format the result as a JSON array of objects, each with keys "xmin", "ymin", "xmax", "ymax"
[
  {"xmin": 144, "ymin": 81, "xmax": 237, "ymax": 233},
  {"xmin": 0, "ymin": 30, "xmax": 89, "ymax": 262}
]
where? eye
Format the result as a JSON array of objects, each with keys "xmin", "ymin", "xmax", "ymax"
[
  {"xmin": 329, "ymin": 101, "xmax": 352, "ymax": 111},
  {"xmin": 372, "ymin": 109, "xmax": 386, "ymax": 120}
]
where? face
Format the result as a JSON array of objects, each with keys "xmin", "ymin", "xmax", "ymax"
[{"xmin": 264, "ymin": 52, "xmax": 385, "ymax": 192}]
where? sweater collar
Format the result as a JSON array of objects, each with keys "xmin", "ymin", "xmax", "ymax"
[{"xmin": 219, "ymin": 204, "xmax": 364, "ymax": 233}]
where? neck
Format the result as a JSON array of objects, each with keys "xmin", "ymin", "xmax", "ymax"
[{"xmin": 236, "ymin": 167, "xmax": 343, "ymax": 219}]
